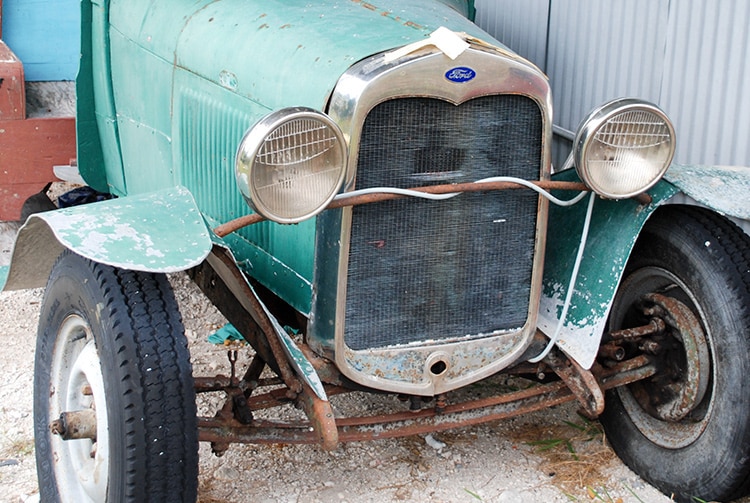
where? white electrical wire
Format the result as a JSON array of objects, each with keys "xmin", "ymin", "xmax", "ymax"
[
  {"xmin": 333, "ymin": 186, "xmax": 460, "ymax": 201},
  {"xmin": 527, "ymin": 191, "xmax": 597, "ymax": 363},
  {"xmin": 332, "ymin": 176, "xmax": 589, "ymax": 206},
  {"xmin": 474, "ymin": 177, "xmax": 588, "ymax": 207}
]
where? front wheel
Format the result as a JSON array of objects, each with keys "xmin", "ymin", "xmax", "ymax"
[
  {"xmin": 599, "ymin": 206, "xmax": 750, "ymax": 503},
  {"xmin": 34, "ymin": 251, "xmax": 198, "ymax": 502}
]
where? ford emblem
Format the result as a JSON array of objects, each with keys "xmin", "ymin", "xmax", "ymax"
[{"xmin": 445, "ymin": 67, "xmax": 476, "ymax": 83}]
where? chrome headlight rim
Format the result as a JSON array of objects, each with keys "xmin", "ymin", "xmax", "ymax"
[
  {"xmin": 574, "ymin": 98, "xmax": 676, "ymax": 199},
  {"xmin": 235, "ymin": 107, "xmax": 348, "ymax": 224}
]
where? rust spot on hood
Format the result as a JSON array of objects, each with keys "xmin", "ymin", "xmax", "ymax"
[{"xmin": 349, "ymin": 0, "xmax": 425, "ymax": 30}]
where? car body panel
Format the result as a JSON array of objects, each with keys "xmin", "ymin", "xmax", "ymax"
[
  {"xmin": 540, "ymin": 175, "xmax": 681, "ymax": 369},
  {"xmin": 664, "ymin": 164, "xmax": 750, "ymax": 220},
  {"xmin": 77, "ymin": 0, "xmax": 125, "ymax": 194},
  {"xmin": 79, "ymin": 0, "xmax": 493, "ymax": 195},
  {"xmin": 73, "ymin": 0, "xmax": 499, "ymax": 314},
  {"xmin": 1, "ymin": 186, "xmax": 212, "ymax": 291},
  {"xmin": 538, "ymin": 168, "xmax": 746, "ymax": 369}
]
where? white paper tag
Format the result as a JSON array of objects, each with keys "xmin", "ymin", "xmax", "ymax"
[{"xmin": 383, "ymin": 26, "xmax": 470, "ymax": 64}]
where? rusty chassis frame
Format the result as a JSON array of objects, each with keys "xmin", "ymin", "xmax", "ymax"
[
  {"xmin": 194, "ymin": 353, "xmax": 656, "ymax": 452},
  {"xmin": 181, "ymin": 181, "xmax": 663, "ymax": 453},
  {"xmin": 51, "ymin": 182, "xmax": 671, "ymax": 453}
]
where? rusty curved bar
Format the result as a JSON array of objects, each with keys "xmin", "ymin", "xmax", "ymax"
[{"xmin": 213, "ymin": 180, "xmax": 589, "ymax": 237}]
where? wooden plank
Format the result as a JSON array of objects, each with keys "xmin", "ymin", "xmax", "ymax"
[
  {"xmin": 0, "ymin": 116, "xmax": 76, "ymax": 220},
  {"xmin": 0, "ymin": 39, "xmax": 24, "ymax": 119}
]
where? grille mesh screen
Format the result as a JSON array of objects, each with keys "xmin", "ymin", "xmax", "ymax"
[{"xmin": 344, "ymin": 95, "xmax": 543, "ymax": 350}]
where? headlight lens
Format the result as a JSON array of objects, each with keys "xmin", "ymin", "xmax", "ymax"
[
  {"xmin": 574, "ymin": 98, "xmax": 675, "ymax": 199},
  {"xmin": 236, "ymin": 108, "xmax": 347, "ymax": 223}
]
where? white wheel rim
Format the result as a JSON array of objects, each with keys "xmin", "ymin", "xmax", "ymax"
[{"xmin": 49, "ymin": 314, "xmax": 109, "ymax": 502}]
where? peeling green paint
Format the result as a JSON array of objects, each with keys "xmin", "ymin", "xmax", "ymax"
[
  {"xmin": 539, "ymin": 171, "xmax": 679, "ymax": 368},
  {"xmin": 2, "ymin": 186, "xmax": 212, "ymax": 291}
]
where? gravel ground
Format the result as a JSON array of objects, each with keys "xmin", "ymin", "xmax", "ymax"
[{"xmin": 0, "ymin": 222, "xmax": 700, "ymax": 503}]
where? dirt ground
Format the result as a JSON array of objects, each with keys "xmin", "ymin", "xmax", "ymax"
[{"xmin": 0, "ymin": 220, "xmax": 685, "ymax": 503}]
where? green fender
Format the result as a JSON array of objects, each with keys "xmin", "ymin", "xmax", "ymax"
[
  {"xmin": 538, "ymin": 172, "xmax": 678, "ymax": 369},
  {"xmin": 1, "ymin": 186, "xmax": 212, "ymax": 291},
  {"xmin": 541, "ymin": 164, "xmax": 750, "ymax": 369},
  {"xmin": 664, "ymin": 164, "xmax": 750, "ymax": 221}
]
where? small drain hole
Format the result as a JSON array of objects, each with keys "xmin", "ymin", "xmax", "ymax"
[{"xmin": 430, "ymin": 360, "xmax": 447, "ymax": 375}]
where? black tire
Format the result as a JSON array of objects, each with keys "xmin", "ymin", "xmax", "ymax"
[
  {"xmin": 34, "ymin": 251, "xmax": 198, "ymax": 502},
  {"xmin": 599, "ymin": 206, "xmax": 750, "ymax": 503}
]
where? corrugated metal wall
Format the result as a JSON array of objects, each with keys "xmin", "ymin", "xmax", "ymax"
[
  {"xmin": 475, "ymin": 0, "xmax": 750, "ymax": 168},
  {"xmin": 474, "ymin": 0, "xmax": 549, "ymax": 70},
  {"xmin": 660, "ymin": 1, "xmax": 750, "ymax": 165}
]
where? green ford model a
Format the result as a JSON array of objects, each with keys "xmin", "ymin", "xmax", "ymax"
[{"xmin": 3, "ymin": 0, "xmax": 750, "ymax": 501}]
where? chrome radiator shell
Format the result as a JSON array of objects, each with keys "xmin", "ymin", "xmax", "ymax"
[{"xmin": 310, "ymin": 43, "xmax": 553, "ymax": 395}]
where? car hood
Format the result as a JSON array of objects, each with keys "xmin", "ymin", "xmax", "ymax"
[{"xmin": 124, "ymin": 0, "xmax": 497, "ymax": 112}]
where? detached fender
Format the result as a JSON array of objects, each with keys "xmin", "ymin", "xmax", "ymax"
[
  {"xmin": 540, "ymin": 164, "xmax": 750, "ymax": 369},
  {"xmin": 1, "ymin": 186, "xmax": 212, "ymax": 291}
]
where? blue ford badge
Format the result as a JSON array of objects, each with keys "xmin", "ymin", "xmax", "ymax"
[{"xmin": 445, "ymin": 67, "xmax": 476, "ymax": 83}]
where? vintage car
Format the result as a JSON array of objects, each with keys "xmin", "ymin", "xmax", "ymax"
[{"xmin": 2, "ymin": 0, "xmax": 750, "ymax": 502}]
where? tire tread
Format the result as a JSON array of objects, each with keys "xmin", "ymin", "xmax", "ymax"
[
  {"xmin": 34, "ymin": 251, "xmax": 198, "ymax": 503},
  {"xmin": 602, "ymin": 205, "xmax": 750, "ymax": 503}
]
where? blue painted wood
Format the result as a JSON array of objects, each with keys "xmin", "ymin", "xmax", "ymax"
[{"xmin": 1, "ymin": 0, "xmax": 80, "ymax": 81}]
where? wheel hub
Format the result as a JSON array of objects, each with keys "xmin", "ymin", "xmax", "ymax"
[
  {"xmin": 632, "ymin": 293, "xmax": 710, "ymax": 422},
  {"xmin": 49, "ymin": 315, "xmax": 109, "ymax": 503},
  {"xmin": 609, "ymin": 265, "xmax": 715, "ymax": 449}
]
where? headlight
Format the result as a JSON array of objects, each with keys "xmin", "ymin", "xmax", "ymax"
[
  {"xmin": 236, "ymin": 108, "xmax": 347, "ymax": 224},
  {"xmin": 574, "ymin": 98, "xmax": 675, "ymax": 199}
]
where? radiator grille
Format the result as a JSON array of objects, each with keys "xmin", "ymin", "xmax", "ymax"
[{"xmin": 344, "ymin": 95, "xmax": 542, "ymax": 350}]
